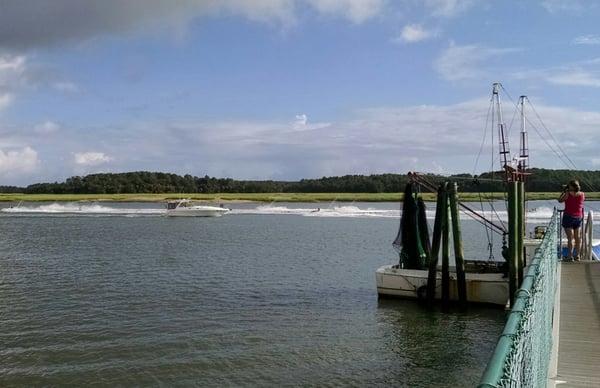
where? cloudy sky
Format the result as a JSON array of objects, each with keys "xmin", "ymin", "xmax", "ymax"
[{"xmin": 1, "ymin": 0, "xmax": 600, "ymax": 185}]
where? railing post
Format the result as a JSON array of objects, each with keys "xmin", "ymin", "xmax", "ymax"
[{"xmin": 557, "ymin": 209, "xmax": 563, "ymax": 259}]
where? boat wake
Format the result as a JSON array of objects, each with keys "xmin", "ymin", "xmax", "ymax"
[
  {"xmin": 235, "ymin": 205, "xmax": 569, "ymax": 222},
  {"xmin": 233, "ymin": 205, "xmax": 398, "ymax": 218},
  {"xmin": 0, "ymin": 203, "xmax": 592, "ymax": 223},
  {"xmin": 0, "ymin": 203, "xmax": 163, "ymax": 216}
]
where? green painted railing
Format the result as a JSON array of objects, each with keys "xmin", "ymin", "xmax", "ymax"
[{"xmin": 479, "ymin": 209, "xmax": 559, "ymax": 388}]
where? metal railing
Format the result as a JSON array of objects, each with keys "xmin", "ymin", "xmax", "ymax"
[{"xmin": 478, "ymin": 209, "xmax": 559, "ymax": 387}]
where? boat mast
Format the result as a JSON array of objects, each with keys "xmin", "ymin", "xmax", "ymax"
[
  {"xmin": 492, "ymin": 83, "xmax": 512, "ymax": 183},
  {"xmin": 518, "ymin": 95, "xmax": 529, "ymax": 181}
]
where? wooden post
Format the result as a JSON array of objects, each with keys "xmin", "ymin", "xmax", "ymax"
[
  {"xmin": 441, "ymin": 182, "xmax": 450, "ymax": 309},
  {"xmin": 507, "ymin": 181, "xmax": 518, "ymax": 305},
  {"xmin": 449, "ymin": 182, "xmax": 467, "ymax": 306},
  {"xmin": 427, "ymin": 183, "xmax": 446, "ymax": 305},
  {"xmin": 517, "ymin": 181, "xmax": 525, "ymax": 285}
]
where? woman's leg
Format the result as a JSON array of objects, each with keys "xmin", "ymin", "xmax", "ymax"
[
  {"xmin": 573, "ymin": 227, "xmax": 581, "ymax": 260},
  {"xmin": 564, "ymin": 227, "xmax": 574, "ymax": 259}
]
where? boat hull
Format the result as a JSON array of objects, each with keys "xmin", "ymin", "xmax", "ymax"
[
  {"xmin": 166, "ymin": 207, "xmax": 227, "ymax": 217},
  {"xmin": 375, "ymin": 264, "xmax": 509, "ymax": 306}
]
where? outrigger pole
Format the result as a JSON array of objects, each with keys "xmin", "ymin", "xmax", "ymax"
[
  {"xmin": 493, "ymin": 84, "xmax": 527, "ymax": 305},
  {"xmin": 517, "ymin": 95, "xmax": 529, "ymax": 288},
  {"xmin": 518, "ymin": 95, "xmax": 529, "ymax": 177},
  {"xmin": 493, "ymin": 83, "xmax": 512, "ymax": 183}
]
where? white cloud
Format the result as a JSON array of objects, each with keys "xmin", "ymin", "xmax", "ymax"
[
  {"xmin": 307, "ymin": 0, "xmax": 385, "ymax": 23},
  {"xmin": 434, "ymin": 43, "xmax": 520, "ymax": 81},
  {"xmin": 294, "ymin": 114, "xmax": 308, "ymax": 127},
  {"xmin": 425, "ymin": 0, "xmax": 477, "ymax": 17},
  {"xmin": 291, "ymin": 113, "xmax": 330, "ymax": 131},
  {"xmin": 0, "ymin": 146, "xmax": 39, "ymax": 176},
  {"xmin": 52, "ymin": 81, "xmax": 78, "ymax": 93},
  {"xmin": 396, "ymin": 24, "xmax": 435, "ymax": 43},
  {"xmin": 547, "ymin": 71, "xmax": 600, "ymax": 87},
  {"xmin": 0, "ymin": 55, "xmax": 26, "ymax": 72},
  {"xmin": 0, "ymin": 53, "xmax": 81, "ymax": 118},
  {"xmin": 6, "ymin": 95, "xmax": 600, "ymax": 182},
  {"xmin": 0, "ymin": 54, "xmax": 80, "ymax": 99},
  {"xmin": 90, "ymin": 99, "xmax": 496, "ymax": 178},
  {"xmin": 0, "ymin": 54, "xmax": 26, "ymax": 87},
  {"xmin": 0, "ymin": 93, "xmax": 13, "ymax": 111},
  {"xmin": 34, "ymin": 120, "xmax": 61, "ymax": 134},
  {"xmin": 573, "ymin": 35, "xmax": 600, "ymax": 45},
  {"xmin": 541, "ymin": 0, "xmax": 585, "ymax": 14},
  {"xmin": 0, "ymin": 55, "xmax": 25, "ymax": 112},
  {"xmin": 74, "ymin": 152, "xmax": 113, "ymax": 166},
  {"xmin": 513, "ymin": 58, "xmax": 600, "ymax": 88}
]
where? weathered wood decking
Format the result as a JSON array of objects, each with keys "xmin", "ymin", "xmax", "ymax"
[{"xmin": 555, "ymin": 261, "xmax": 600, "ymax": 387}]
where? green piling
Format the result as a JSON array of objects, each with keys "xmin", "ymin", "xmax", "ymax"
[
  {"xmin": 441, "ymin": 182, "xmax": 450, "ymax": 309},
  {"xmin": 427, "ymin": 183, "xmax": 446, "ymax": 305},
  {"xmin": 507, "ymin": 181, "xmax": 518, "ymax": 305},
  {"xmin": 517, "ymin": 181, "xmax": 525, "ymax": 285},
  {"xmin": 449, "ymin": 182, "xmax": 467, "ymax": 306}
]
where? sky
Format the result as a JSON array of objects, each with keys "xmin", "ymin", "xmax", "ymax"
[{"xmin": 1, "ymin": 0, "xmax": 600, "ymax": 185}]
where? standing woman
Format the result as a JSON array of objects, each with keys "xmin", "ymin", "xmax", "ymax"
[{"xmin": 558, "ymin": 180, "xmax": 585, "ymax": 261}]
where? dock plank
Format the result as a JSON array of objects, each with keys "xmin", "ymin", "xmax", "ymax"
[{"xmin": 556, "ymin": 262, "xmax": 600, "ymax": 387}]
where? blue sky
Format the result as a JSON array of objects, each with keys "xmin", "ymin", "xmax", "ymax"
[{"xmin": 1, "ymin": 0, "xmax": 600, "ymax": 185}]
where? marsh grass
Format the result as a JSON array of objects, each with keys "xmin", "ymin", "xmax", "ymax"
[{"xmin": 0, "ymin": 192, "xmax": 593, "ymax": 203}]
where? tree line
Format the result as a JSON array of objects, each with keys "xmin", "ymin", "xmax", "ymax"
[{"xmin": 0, "ymin": 168, "xmax": 597, "ymax": 194}]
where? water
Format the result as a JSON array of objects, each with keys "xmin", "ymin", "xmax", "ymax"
[{"xmin": 1, "ymin": 200, "xmax": 584, "ymax": 386}]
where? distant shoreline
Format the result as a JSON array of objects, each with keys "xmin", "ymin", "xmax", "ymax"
[{"xmin": 0, "ymin": 192, "xmax": 587, "ymax": 203}]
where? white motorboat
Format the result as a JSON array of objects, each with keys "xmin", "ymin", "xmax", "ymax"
[{"xmin": 165, "ymin": 199, "xmax": 229, "ymax": 217}]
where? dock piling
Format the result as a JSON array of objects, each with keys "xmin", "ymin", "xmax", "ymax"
[
  {"xmin": 507, "ymin": 181, "xmax": 519, "ymax": 305},
  {"xmin": 427, "ymin": 183, "xmax": 446, "ymax": 305},
  {"xmin": 441, "ymin": 182, "xmax": 450, "ymax": 309},
  {"xmin": 449, "ymin": 182, "xmax": 467, "ymax": 306}
]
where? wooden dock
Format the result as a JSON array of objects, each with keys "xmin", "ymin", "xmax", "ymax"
[{"xmin": 554, "ymin": 261, "xmax": 600, "ymax": 387}]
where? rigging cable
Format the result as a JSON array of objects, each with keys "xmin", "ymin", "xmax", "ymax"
[
  {"xmin": 522, "ymin": 112, "xmax": 575, "ymax": 170},
  {"xmin": 478, "ymin": 89, "xmax": 497, "ymax": 253},
  {"xmin": 525, "ymin": 97, "xmax": 578, "ymax": 169},
  {"xmin": 524, "ymin": 98, "xmax": 600, "ymax": 192},
  {"xmin": 473, "ymin": 96, "xmax": 494, "ymax": 176},
  {"xmin": 519, "ymin": 95, "xmax": 600, "ymax": 214}
]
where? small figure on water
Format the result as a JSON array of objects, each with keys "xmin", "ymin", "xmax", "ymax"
[{"xmin": 558, "ymin": 179, "xmax": 585, "ymax": 261}]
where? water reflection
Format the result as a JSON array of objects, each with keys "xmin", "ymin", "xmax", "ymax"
[{"xmin": 376, "ymin": 298, "xmax": 505, "ymax": 386}]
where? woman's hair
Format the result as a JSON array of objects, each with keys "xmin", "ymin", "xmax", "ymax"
[{"xmin": 569, "ymin": 179, "xmax": 581, "ymax": 192}]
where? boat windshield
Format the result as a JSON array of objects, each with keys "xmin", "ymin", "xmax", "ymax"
[{"xmin": 167, "ymin": 200, "xmax": 192, "ymax": 210}]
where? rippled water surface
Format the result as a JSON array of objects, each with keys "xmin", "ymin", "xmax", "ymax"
[{"xmin": 0, "ymin": 201, "xmax": 533, "ymax": 386}]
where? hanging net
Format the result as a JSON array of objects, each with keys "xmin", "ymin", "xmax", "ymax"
[{"xmin": 393, "ymin": 182, "xmax": 429, "ymax": 269}]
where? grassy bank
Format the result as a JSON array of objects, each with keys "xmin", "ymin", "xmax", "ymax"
[{"xmin": 0, "ymin": 192, "xmax": 592, "ymax": 203}]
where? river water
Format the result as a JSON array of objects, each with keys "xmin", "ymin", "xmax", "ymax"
[{"xmin": 1, "ymin": 200, "xmax": 592, "ymax": 386}]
